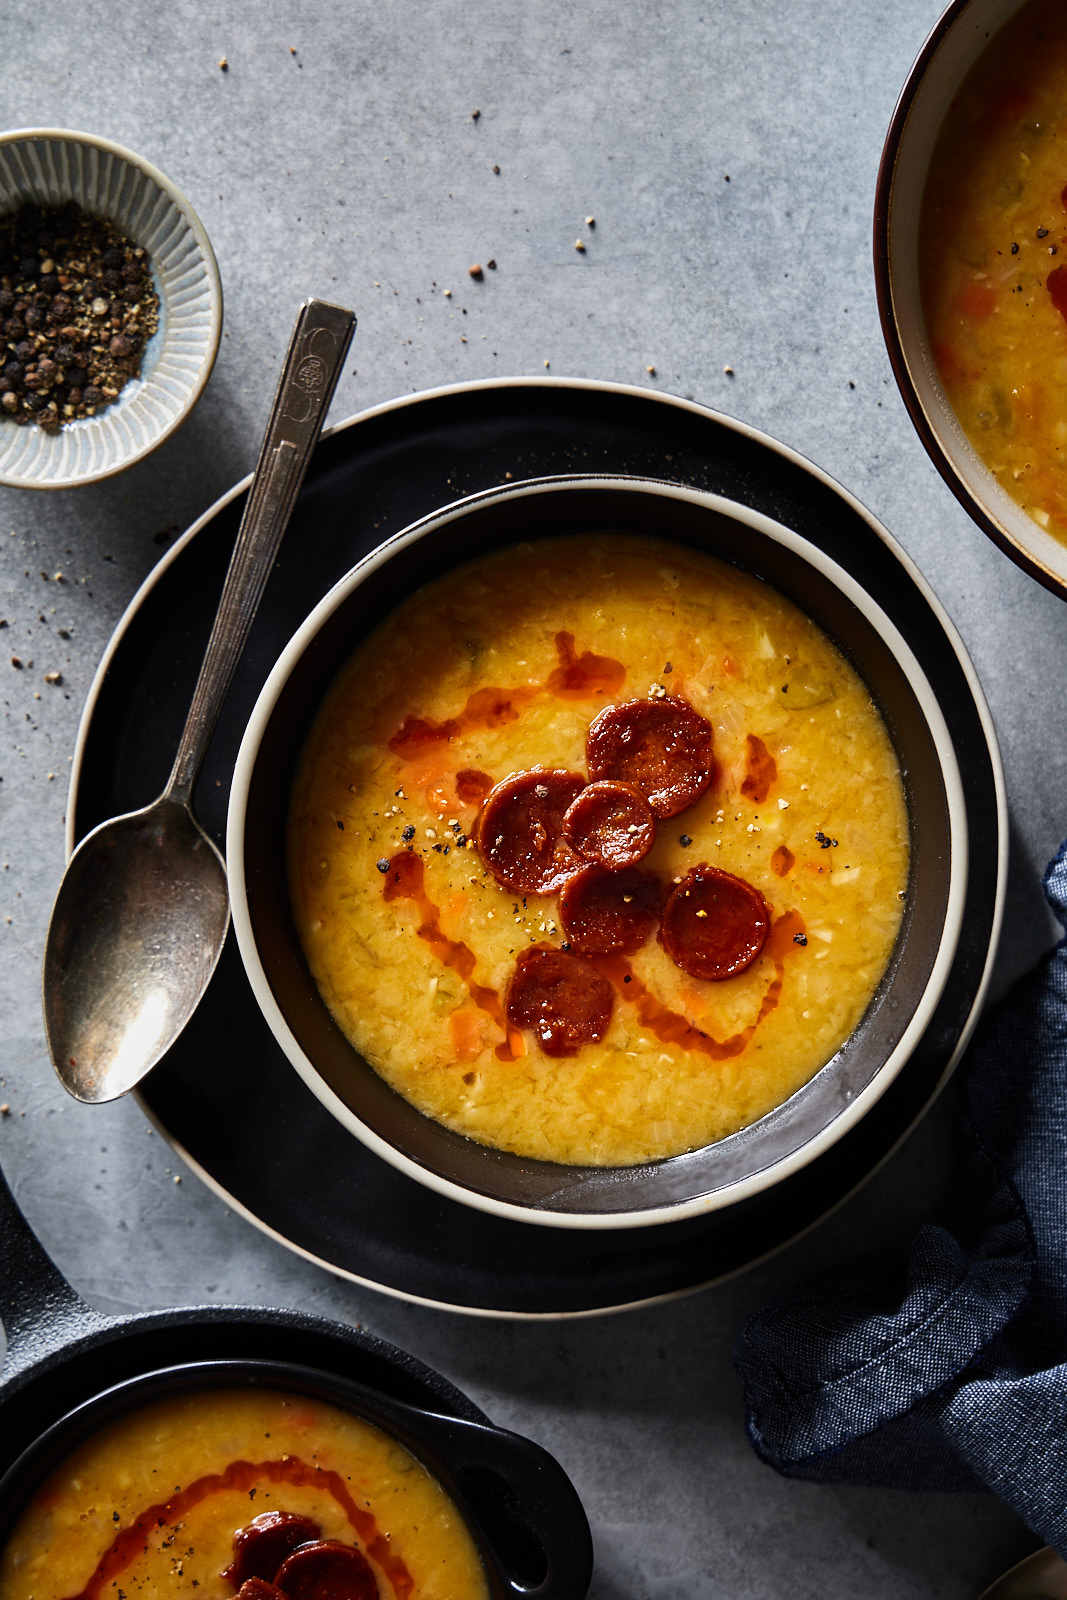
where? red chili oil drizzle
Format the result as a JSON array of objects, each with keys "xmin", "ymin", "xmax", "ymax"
[
  {"xmin": 455, "ymin": 768, "xmax": 494, "ymax": 805},
  {"xmin": 383, "ymin": 850, "xmax": 518, "ymax": 1060},
  {"xmin": 591, "ymin": 909, "xmax": 806, "ymax": 1060},
  {"xmin": 770, "ymin": 844, "xmax": 795, "ymax": 878},
  {"xmin": 545, "ymin": 632, "xmax": 626, "ymax": 699},
  {"xmin": 740, "ymin": 734, "xmax": 776, "ymax": 804},
  {"xmin": 387, "ymin": 633, "xmax": 625, "ymax": 756},
  {"xmin": 62, "ymin": 1456, "xmax": 413, "ymax": 1600}
]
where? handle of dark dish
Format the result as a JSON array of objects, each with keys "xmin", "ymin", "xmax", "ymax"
[
  {"xmin": 0, "ymin": 1160, "xmax": 107, "ymax": 1381},
  {"xmin": 344, "ymin": 1382, "xmax": 593, "ymax": 1599}
]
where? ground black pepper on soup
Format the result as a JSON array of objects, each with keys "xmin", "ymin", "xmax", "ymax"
[{"xmin": 289, "ymin": 535, "xmax": 908, "ymax": 1167}]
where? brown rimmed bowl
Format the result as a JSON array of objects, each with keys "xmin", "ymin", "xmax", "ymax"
[
  {"xmin": 228, "ymin": 474, "xmax": 969, "ymax": 1231},
  {"xmin": 874, "ymin": 0, "xmax": 1067, "ymax": 600}
]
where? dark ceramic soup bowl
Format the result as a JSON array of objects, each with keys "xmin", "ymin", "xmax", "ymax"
[
  {"xmin": 0, "ymin": 1164, "xmax": 591, "ymax": 1598},
  {"xmin": 874, "ymin": 0, "xmax": 1067, "ymax": 599},
  {"xmin": 227, "ymin": 475, "xmax": 968, "ymax": 1230}
]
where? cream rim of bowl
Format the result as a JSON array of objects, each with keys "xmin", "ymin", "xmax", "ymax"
[
  {"xmin": 227, "ymin": 475, "xmax": 969, "ymax": 1231},
  {"xmin": 876, "ymin": 0, "xmax": 1067, "ymax": 598}
]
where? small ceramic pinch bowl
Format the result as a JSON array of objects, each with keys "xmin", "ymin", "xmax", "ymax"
[
  {"xmin": 228, "ymin": 475, "xmax": 968, "ymax": 1231},
  {"xmin": 0, "ymin": 127, "xmax": 221, "ymax": 489},
  {"xmin": 874, "ymin": 0, "xmax": 1067, "ymax": 599}
]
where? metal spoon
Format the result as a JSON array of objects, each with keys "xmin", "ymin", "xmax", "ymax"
[
  {"xmin": 42, "ymin": 298, "xmax": 356, "ymax": 1103},
  {"xmin": 979, "ymin": 1547, "xmax": 1067, "ymax": 1599}
]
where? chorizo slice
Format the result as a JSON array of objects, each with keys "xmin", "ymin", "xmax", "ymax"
[
  {"xmin": 559, "ymin": 866, "xmax": 663, "ymax": 954},
  {"xmin": 222, "ymin": 1512, "xmax": 323, "ymax": 1586},
  {"xmin": 586, "ymin": 696, "xmax": 713, "ymax": 818},
  {"xmin": 504, "ymin": 944, "xmax": 614, "ymax": 1055},
  {"xmin": 561, "ymin": 779, "xmax": 656, "ymax": 869},
  {"xmin": 274, "ymin": 1539, "xmax": 378, "ymax": 1600},
  {"xmin": 661, "ymin": 866, "xmax": 770, "ymax": 981},
  {"xmin": 475, "ymin": 768, "xmax": 585, "ymax": 893}
]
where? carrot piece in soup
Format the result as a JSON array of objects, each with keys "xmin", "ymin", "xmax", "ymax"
[
  {"xmin": 932, "ymin": 341, "xmax": 961, "ymax": 382},
  {"xmin": 450, "ymin": 1008, "xmax": 483, "ymax": 1059},
  {"xmin": 957, "ymin": 282, "xmax": 997, "ymax": 320},
  {"xmin": 985, "ymin": 81, "xmax": 1032, "ymax": 131}
]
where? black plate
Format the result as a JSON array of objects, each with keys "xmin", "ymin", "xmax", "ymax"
[{"xmin": 71, "ymin": 378, "xmax": 1004, "ymax": 1316}]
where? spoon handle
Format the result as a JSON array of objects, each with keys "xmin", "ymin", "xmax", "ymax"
[{"xmin": 165, "ymin": 298, "xmax": 356, "ymax": 804}]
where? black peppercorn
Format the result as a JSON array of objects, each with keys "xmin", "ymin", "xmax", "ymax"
[{"xmin": 0, "ymin": 202, "xmax": 158, "ymax": 428}]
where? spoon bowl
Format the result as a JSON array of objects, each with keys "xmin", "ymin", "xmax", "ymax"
[
  {"xmin": 43, "ymin": 799, "xmax": 226, "ymax": 1102},
  {"xmin": 42, "ymin": 299, "xmax": 355, "ymax": 1105}
]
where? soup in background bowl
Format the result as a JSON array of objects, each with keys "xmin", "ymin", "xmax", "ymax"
[
  {"xmin": 920, "ymin": 0, "xmax": 1067, "ymax": 541},
  {"xmin": 228, "ymin": 477, "xmax": 968, "ymax": 1229},
  {"xmin": 876, "ymin": 0, "xmax": 1067, "ymax": 598}
]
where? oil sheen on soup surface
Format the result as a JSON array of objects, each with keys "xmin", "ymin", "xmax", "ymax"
[
  {"xmin": 0, "ymin": 1387, "xmax": 488, "ymax": 1600},
  {"xmin": 922, "ymin": 0, "xmax": 1067, "ymax": 540},
  {"xmin": 290, "ymin": 535, "xmax": 909, "ymax": 1167}
]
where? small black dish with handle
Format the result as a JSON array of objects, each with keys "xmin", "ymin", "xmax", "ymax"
[{"xmin": 0, "ymin": 1162, "xmax": 592, "ymax": 1597}]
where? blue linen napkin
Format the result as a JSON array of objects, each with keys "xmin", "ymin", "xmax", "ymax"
[{"xmin": 734, "ymin": 840, "xmax": 1067, "ymax": 1554}]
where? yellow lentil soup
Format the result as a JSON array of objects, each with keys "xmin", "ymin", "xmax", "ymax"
[
  {"xmin": 921, "ymin": 0, "xmax": 1067, "ymax": 539},
  {"xmin": 289, "ymin": 535, "xmax": 909, "ymax": 1168},
  {"xmin": 0, "ymin": 1387, "xmax": 488, "ymax": 1600}
]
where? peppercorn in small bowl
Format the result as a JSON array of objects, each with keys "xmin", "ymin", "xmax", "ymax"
[{"xmin": 0, "ymin": 128, "xmax": 221, "ymax": 489}]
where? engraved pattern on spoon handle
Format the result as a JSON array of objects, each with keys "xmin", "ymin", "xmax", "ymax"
[{"xmin": 165, "ymin": 298, "xmax": 356, "ymax": 803}]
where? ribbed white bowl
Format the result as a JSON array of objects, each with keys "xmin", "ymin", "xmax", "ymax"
[{"xmin": 0, "ymin": 129, "xmax": 222, "ymax": 489}]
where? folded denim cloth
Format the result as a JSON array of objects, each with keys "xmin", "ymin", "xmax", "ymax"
[{"xmin": 735, "ymin": 840, "xmax": 1067, "ymax": 1555}]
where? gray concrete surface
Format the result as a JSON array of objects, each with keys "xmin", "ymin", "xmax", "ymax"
[{"xmin": 2, "ymin": 1, "xmax": 1064, "ymax": 1595}]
